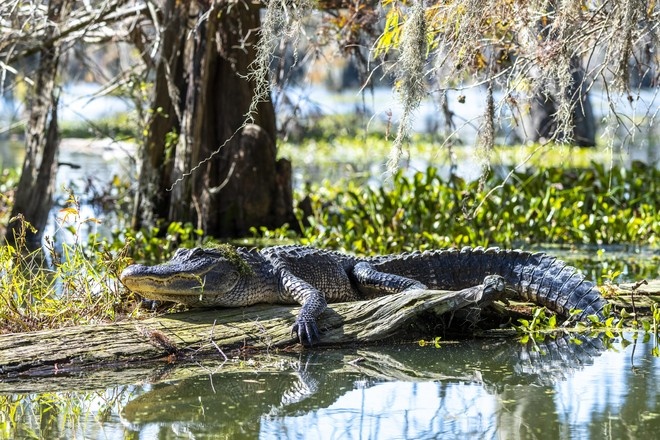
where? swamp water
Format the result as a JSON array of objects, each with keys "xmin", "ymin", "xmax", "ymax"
[{"xmin": 2, "ymin": 332, "xmax": 659, "ymax": 439}]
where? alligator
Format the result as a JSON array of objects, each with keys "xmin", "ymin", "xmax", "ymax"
[{"xmin": 119, "ymin": 245, "xmax": 609, "ymax": 345}]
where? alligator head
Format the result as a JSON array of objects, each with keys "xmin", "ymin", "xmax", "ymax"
[{"xmin": 120, "ymin": 246, "xmax": 252, "ymax": 300}]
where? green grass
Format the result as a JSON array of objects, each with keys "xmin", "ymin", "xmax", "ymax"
[
  {"xmin": 0, "ymin": 210, "xmax": 215, "ymax": 333},
  {"xmin": 2, "ymin": 111, "xmax": 139, "ymax": 141},
  {"xmin": 0, "ymin": 212, "xmax": 136, "ymax": 334},
  {"xmin": 59, "ymin": 112, "xmax": 138, "ymax": 140},
  {"xmin": 0, "ymin": 165, "xmax": 216, "ymax": 333}
]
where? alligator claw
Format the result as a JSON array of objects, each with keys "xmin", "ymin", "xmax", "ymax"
[
  {"xmin": 482, "ymin": 275, "xmax": 506, "ymax": 296},
  {"xmin": 292, "ymin": 318, "xmax": 321, "ymax": 346}
]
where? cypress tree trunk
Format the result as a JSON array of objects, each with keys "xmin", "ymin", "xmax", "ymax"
[
  {"xmin": 5, "ymin": 0, "xmax": 72, "ymax": 248},
  {"xmin": 135, "ymin": 0, "xmax": 294, "ymax": 236},
  {"xmin": 132, "ymin": 0, "xmax": 188, "ymax": 230}
]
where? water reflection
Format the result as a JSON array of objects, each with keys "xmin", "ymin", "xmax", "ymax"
[{"xmin": 115, "ymin": 333, "xmax": 660, "ymax": 439}]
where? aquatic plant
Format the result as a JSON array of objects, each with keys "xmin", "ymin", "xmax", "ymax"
[
  {"xmin": 650, "ymin": 303, "xmax": 660, "ymax": 357},
  {"xmin": 291, "ymin": 162, "xmax": 659, "ymax": 253},
  {"xmin": 517, "ymin": 307, "xmax": 558, "ymax": 333},
  {"xmin": 0, "ymin": 388, "xmax": 132, "ymax": 439},
  {"xmin": 103, "ymin": 220, "xmax": 208, "ymax": 266}
]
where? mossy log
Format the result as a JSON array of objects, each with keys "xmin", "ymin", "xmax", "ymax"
[
  {"xmin": 0, "ymin": 279, "xmax": 657, "ymax": 388},
  {"xmin": 0, "ymin": 282, "xmax": 503, "ymax": 380}
]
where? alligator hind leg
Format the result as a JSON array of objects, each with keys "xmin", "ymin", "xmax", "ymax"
[
  {"xmin": 427, "ymin": 275, "xmax": 508, "ymax": 329},
  {"xmin": 351, "ymin": 262, "xmax": 427, "ymax": 297}
]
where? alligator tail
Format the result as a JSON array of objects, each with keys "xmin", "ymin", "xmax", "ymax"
[{"xmin": 448, "ymin": 247, "xmax": 608, "ymax": 320}]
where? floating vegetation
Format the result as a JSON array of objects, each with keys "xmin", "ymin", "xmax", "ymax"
[{"xmin": 289, "ymin": 162, "xmax": 659, "ymax": 253}]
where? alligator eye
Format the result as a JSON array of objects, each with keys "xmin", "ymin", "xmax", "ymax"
[{"xmin": 173, "ymin": 248, "xmax": 188, "ymax": 257}]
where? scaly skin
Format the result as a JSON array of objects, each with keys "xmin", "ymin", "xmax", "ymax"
[{"xmin": 120, "ymin": 245, "xmax": 608, "ymax": 345}]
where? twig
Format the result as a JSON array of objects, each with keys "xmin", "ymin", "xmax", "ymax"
[
  {"xmin": 629, "ymin": 279, "xmax": 649, "ymax": 324},
  {"xmin": 209, "ymin": 319, "xmax": 228, "ymax": 361}
]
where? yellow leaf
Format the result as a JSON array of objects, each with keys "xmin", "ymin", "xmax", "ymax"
[
  {"xmin": 59, "ymin": 207, "xmax": 79, "ymax": 220},
  {"xmin": 374, "ymin": 7, "xmax": 403, "ymax": 57}
]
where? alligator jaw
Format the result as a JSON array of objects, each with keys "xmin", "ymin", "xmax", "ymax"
[
  {"xmin": 121, "ymin": 269, "xmax": 206, "ymax": 295},
  {"xmin": 120, "ymin": 264, "xmax": 238, "ymax": 297},
  {"xmin": 119, "ymin": 247, "xmax": 248, "ymax": 300}
]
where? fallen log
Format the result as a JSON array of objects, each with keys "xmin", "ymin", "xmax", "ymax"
[
  {"xmin": 0, "ymin": 279, "xmax": 505, "ymax": 380},
  {"xmin": 607, "ymin": 279, "xmax": 660, "ymax": 313},
  {"xmin": 1, "ymin": 278, "xmax": 657, "ymax": 387}
]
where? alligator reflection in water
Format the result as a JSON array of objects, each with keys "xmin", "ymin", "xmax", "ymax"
[{"xmin": 119, "ymin": 333, "xmax": 660, "ymax": 439}]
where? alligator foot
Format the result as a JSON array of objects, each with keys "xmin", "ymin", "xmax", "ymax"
[
  {"xmin": 292, "ymin": 317, "xmax": 321, "ymax": 346},
  {"xmin": 482, "ymin": 275, "xmax": 507, "ymax": 301}
]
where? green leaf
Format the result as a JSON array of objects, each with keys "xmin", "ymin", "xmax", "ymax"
[{"xmin": 642, "ymin": 320, "xmax": 651, "ymax": 332}]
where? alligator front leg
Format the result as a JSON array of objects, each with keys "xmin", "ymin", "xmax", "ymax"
[
  {"xmin": 352, "ymin": 262, "xmax": 427, "ymax": 296},
  {"xmin": 280, "ymin": 271, "xmax": 327, "ymax": 346}
]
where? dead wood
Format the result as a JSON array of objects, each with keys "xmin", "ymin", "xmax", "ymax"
[{"xmin": 0, "ymin": 282, "xmax": 502, "ymax": 381}]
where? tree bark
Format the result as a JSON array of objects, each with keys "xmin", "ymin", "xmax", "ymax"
[
  {"xmin": 134, "ymin": 0, "xmax": 294, "ymax": 236},
  {"xmin": 5, "ymin": 0, "xmax": 72, "ymax": 248},
  {"xmin": 131, "ymin": 0, "xmax": 189, "ymax": 230}
]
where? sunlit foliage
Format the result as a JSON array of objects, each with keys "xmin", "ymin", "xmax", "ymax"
[
  {"xmin": 0, "ymin": 199, "xmax": 136, "ymax": 333},
  {"xmin": 293, "ymin": 162, "xmax": 660, "ymax": 253}
]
